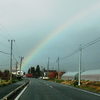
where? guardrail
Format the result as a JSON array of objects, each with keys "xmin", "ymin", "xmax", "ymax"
[{"xmin": 1, "ymin": 79, "xmax": 29, "ymax": 100}]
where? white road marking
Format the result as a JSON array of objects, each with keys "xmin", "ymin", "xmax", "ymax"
[
  {"xmin": 46, "ymin": 83, "xmax": 53, "ymax": 88},
  {"xmin": 75, "ymin": 87, "xmax": 100, "ymax": 97},
  {"xmin": 47, "ymin": 84, "xmax": 49, "ymax": 85},
  {"xmin": 30, "ymin": 80, "xmax": 31, "ymax": 84},
  {"xmin": 14, "ymin": 85, "xmax": 28, "ymax": 100},
  {"xmin": 50, "ymin": 86, "xmax": 53, "ymax": 88}
]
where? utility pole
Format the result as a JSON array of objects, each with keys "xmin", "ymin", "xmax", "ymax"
[
  {"xmin": 9, "ymin": 40, "xmax": 15, "ymax": 80},
  {"xmin": 15, "ymin": 61, "xmax": 18, "ymax": 78},
  {"xmin": 41, "ymin": 66, "xmax": 43, "ymax": 78},
  {"xmin": 58, "ymin": 57, "xmax": 59, "ymax": 79},
  {"xmin": 20, "ymin": 57, "xmax": 24, "ymax": 76},
  {"xmin": 78, "ymin": 44, "xmax": 82, "ymax": 86},
  {"xmin": 47, "ymin": 57, "xmax": 50, "ymax": 77}
]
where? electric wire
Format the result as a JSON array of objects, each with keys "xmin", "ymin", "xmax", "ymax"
[
  {"xmin": 12, "ymin": 54, "xmax": 18, "ymax": 62},
  {"xmin": 0, "ymin": 23, "xmax": 12, "ymax": 39},
  {"xmin": 13, "ymin": 44, "xmax": 21, "ymax": 65},
  {"xmin": 50, "ymin": 61, "xmax": 56, "ymax": 65},
  {"xmin": 60, "ymin": 48, "xmax": 80, "ymax": 60},
  {"xmin": 14, "ymin": 41, "xmax": 21, "ymax": 56},
  {"xmin": 12, "ymin": 54, "xmax": 19, "ymax": 67},
  {"xmin": 12, "ymin": 53, "xmax": 20, "ymax": 67},
  {"xmin": 13, "ymin": 45, "xmax": 20, "ymax": 58},
  {"xmin": 0, "ymin": 41, "xmax": 10, "ymax": 48},
  {"xmin": 0, "ymin": 23, "xmax": 20, "ymax": 70},
  {"xmin": 0, "ymin": 29, "xmax": 8, "ymax": 40},
  {"xmin": 0, "ymin": 51, "xmax": 10, "ymax": 55},
  {"xmin": 59, "ymin": 36, "xmax": 100, "ymax": 60},
  {"xmin": 82, "ymin": 37, "xmax": 100, "ymax": 49},
  {"xmin": 0, "ymin": 64, "xmax": 9, "ymax": 66},
  {"xmin": 34, "ymin": 36, "xmax": 100, "ymax": 68}
]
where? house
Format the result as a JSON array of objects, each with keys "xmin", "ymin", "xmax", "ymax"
[{"xmin": 43, "ymin": 69, "xmax": 57, "ymax": 77}]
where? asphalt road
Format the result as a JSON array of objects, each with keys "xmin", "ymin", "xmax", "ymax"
[
  {"xmin": 18, "ymin": 78, "xmax": 100, "ymax": 100},
  {"xmin": 0, "ymin": 79, "xmax": 27, "ymax": 99}
]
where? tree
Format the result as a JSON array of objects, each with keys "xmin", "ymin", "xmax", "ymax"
[
  {"xmin": 31, "ymin": 67, "xmax": 35, "ymax": 76},
  {"xmin": 27, "ymin": 65, "xmax": 41, "ymax": 78},
  {"xmin": 0, "ymin": 70, "xmax": 3, "ymax": 78},
  {"xmin": 27, "ymin": 68, "xmax": 31, "ymax": 74},
  {"xmin": 3, "ymin": 70, "xmax": 9, "ymax": 77},
  {"xmin": 49, "ymin": 71, "xmax": 57, "ymax": 79},
  {"xmin": 35, "ymin": 65, "xmax": 40, "ymax": 77}
]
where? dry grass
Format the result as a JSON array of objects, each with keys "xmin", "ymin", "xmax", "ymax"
[
  {"xmin": 61, "ymin": 80, "xmax": 73, "ymax": 85},
  {"xmin": 0, "ymin": 80, "xmax": 12, "ymax": 86},
  {"xmin": 61, "ymin": 80, "xmax": 100, "ymax": 93}
]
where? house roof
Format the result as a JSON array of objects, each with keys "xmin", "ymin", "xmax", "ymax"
[
  {"xmin": 81, "ymin": 69, "xmax": 100, "ymax": 75},
  {"xmin": 62, "ymin": 71, "xmax": 78, "ymax": 76}
]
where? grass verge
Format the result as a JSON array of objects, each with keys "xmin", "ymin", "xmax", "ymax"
[
  {"xmin": 61, "ymin": 80, "xmax": 100, "ymax": 93},
  {"xmin": 45, "ymin": 78, "xmax": 100, "ymax": 93},
  {"xmin": 0, "ymin": 79, "xmax": 21, "ymax": 86}
]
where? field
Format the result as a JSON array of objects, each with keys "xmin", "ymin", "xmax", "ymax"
[{"xmin": 61, "ymin": 80, "xmax": 100, "ymax": 93}]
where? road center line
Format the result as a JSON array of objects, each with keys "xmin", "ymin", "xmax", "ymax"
[
  {"xmin": 46, "ymin": 83, "xmax": 53, "ymax": 88},
  {"xmin": 50, "ymin": 86, "xmax": 53, "ymax": 88}
]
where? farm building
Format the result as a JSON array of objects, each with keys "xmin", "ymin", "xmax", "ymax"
[
  {"xmin": 81, "ymin": 69, "xmax": 100, "ymax": 81},
  {"xmin": 61, "ymin": 69, "xmax": 100, "ymax": 81},
  {"xmin": 61, "ymin": 71, "xmax": 78, "ymax": 80}
]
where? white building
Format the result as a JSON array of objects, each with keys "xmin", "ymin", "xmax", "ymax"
[{"xmin": 12, "ymin": 70, "xmax": 25, "ymax": 77}]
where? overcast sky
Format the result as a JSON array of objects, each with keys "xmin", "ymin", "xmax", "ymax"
[{"xmin": 0, "ymin": 0, "xmax": 100, "ymax": 73}]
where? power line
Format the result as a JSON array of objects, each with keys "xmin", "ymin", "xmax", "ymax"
[
  {"xmin": 12, "ymin": 54, "xmax": 18, "ymax": 62},
  {"xmin": 13, "ymin": 45, "xmax": 21, "ymax": 64},
  {"xmin": 0, "ymin": 64, "xmax": 9, "ymax": 66},
  {"xmin": 50, "ymin": 61, "xmax": 56, "ymax": 65},
  {"xmin": 48, "ymin": 37, "xmax": 100, "ymax": 71},
  {"xmin": 0, "ymin": 29, "xmax": 8, "ymax": 40},
  {"xmin": 82, "ymin": 37, "xmax": 100, "ymax": 49},
  {"xmin": 0, "ymin": 51, "xmax": 10, "ymax": 55},
  {"xmin": 13, "ymin": 46, "xmax": 19, "ymax": 58},
  {"xmin": 0, "ymin": 23, "xmax": 12, "ymax": 39},
  {"xmin": 0, "ymin": 41, "xmax": 10, "ymax": 48},
  {"xmin": 60, "ymin": 48, "xmax": 79, "ymax": 60},
  {"xmin": 60, "ymin": 37, "xmax": 100, "ymax": 60},
  {"xmin": 14, "ymin": 41, "xmax": 21, "ymax": 56}
]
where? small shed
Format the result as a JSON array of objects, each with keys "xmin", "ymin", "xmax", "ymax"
[
  {"xmin": 61, "ymin": 71, "xmax": 78, "ymax": 80},
  {"xmin": 81, "ymin": 69, "xmax": 100, "ymax": 81}
]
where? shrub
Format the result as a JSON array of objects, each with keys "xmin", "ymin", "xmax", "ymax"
[
  {"xmin": 2, "ymin": 83, "xmax": 7, "ymax": 86},
  {"xmin": 49, "ymin": 71, "xmax": 57, "ymax": 79},
  {"xmin": 11, "ymin": 79, "xmax": 18, "ymax": 83},
  {"xmin": 73, "ymin": 80, "xmax": 78, "ymax": 86},
  {"xmin": 5, "ymin": 80, "xmax": 8, "ymax": 82},
  {"xmin": 55, "ymin": 79, "xmax": 64, "ymax": 83}
]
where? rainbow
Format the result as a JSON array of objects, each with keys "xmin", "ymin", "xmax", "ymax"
[{"xmin": 22, "ymin": 2, "xmax": 100, "ymax": 70}]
